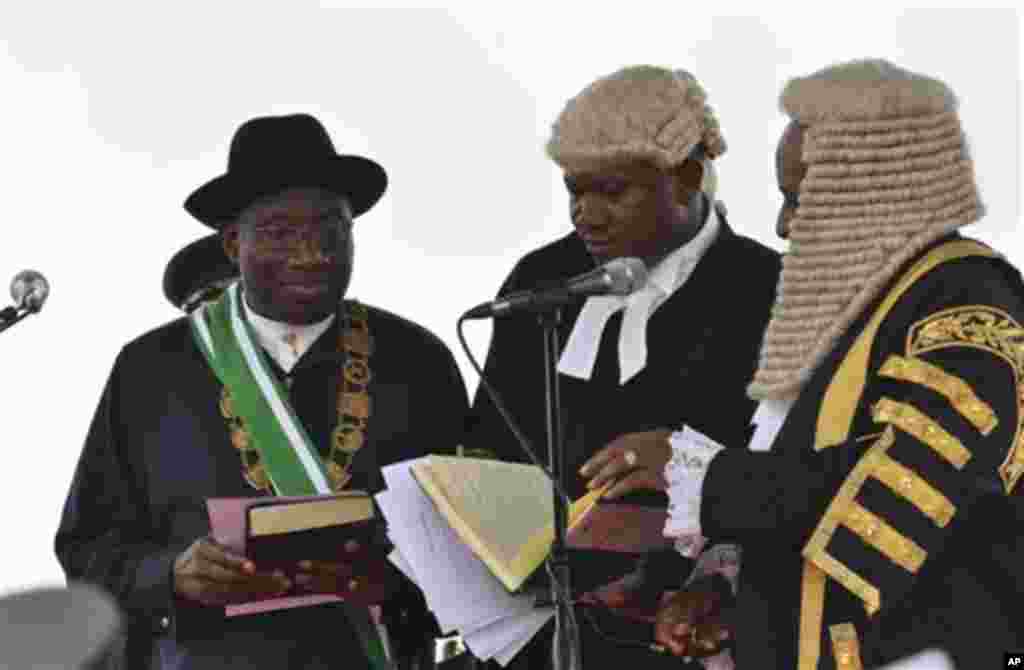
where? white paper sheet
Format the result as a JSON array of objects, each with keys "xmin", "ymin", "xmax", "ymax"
[
  {"xmin": 376, "ymin": 458, "xmax": 544, "ymax": 657},
  {"xmin": 465, "ymin": 607, "xmax": 554, "ymax": 665}
]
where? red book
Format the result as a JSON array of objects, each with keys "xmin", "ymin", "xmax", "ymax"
[
  {"xmin": 566, "ymin": 502, "xmax": 672, "ymax": 554},
  {"xmin": 206, "ymin": 492, "xmax": 386, "ymax": 616}
]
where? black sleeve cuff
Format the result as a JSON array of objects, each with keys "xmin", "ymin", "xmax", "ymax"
[
  {"xmin": 701, "ymin": 446, "xmax": 862, "ymax": 549},
  {"xmin": 133, "ymin": 541, "xmax": 220, "ymax": 640}
]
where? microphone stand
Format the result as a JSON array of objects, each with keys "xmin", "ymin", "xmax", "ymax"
[
  {"xmin": 537, "ymin": 306, "xmax": 581, "ymax": 670},
  {"xmin": 0, "ymin": 306, "xmax": 31, "ymax": 335}
]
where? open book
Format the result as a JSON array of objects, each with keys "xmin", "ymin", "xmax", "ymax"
[
  {"xmin": 411, "ymin": 455, "xmax": 669, "ymax": 593},
  {"xmin": 376, "ymin": 456, "xmax": 671, "ymax": 665}
]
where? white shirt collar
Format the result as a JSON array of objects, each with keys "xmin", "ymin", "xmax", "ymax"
[
  {"xmin": 645, "ymin": 203, "xmax": 721, "ymax": 297},
  {"xmin": 242, "ymin": 291, "xmax": 335, "ymax": 374},
  {"xmin": 747, "ymin": 396, "xmax": 796, "ymax": 452},
  {"xmin": 557, "ymin": 204, "xmax": 722, "ymax": 385}
]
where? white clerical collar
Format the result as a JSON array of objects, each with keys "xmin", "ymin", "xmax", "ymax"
[
  {"xmin": 242, "ymin": 292, "xmax": 335, "ymax": 374},
  {"xmin": 748, "ymin": 396, "xmax": 796, "ymax": 452},
  {"xmin": 557, "ymin": 204, "xmax": 722, "ymax": 385}
]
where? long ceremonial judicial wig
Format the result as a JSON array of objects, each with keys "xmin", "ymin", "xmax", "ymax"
[{"xmin": 748, "ymin": 59, "xmax": 984, "ymax": 401}]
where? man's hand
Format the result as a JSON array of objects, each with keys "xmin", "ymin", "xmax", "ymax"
[
  {"xmin": 579, "ymin": 429, "xmax": 673, "ymax": 499},
  {"xmin": 174, "ymin": 537, "xmax": 292, "ymax": 606},
  {"xmin": 294, "ymin": 540, "xmax": 401, "ymax": 605},
  {"xmin": 654, "ymin": 586, "xmax": 731, "ymax": 659},
  {"xmin": 579, "ymin": 571, "xmax": 663, "ymax": 621}
]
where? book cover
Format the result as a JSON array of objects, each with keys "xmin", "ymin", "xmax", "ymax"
[{"xmin": 206, "ymin": 492, "xmax": 386, "ymax": 616}]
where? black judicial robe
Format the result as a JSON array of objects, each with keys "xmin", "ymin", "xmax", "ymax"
[
  {"xmin": 56, "ymin": 302, "xmax": 469, "ymax": 670},
  {"xmin": 465, "ymin": 220, "xmax": 781, "ymax": 669},
  {"xmin": 701, "ymin": 235, "xmax": 1024, "ymax": 669}
]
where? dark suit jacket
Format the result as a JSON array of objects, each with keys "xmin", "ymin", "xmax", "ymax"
[
  {"xmin": 57, "ymin": 301, "xmax": 469, "ymax": 669},
  {"xmin": 465, "ymin": 220, "xmax": 781, "ymax": 669}
]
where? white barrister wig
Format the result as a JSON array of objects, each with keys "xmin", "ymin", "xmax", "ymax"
[{"xmin": 546, "ymin": 65, "xmax": 727, "ymax": 173}]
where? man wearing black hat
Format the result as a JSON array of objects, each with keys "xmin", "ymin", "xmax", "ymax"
[
  {"xmin": 163, "ymin": 234, "xmax": 238, "ymax": 313},
  {"xmin": 55, "ymin": 113, "xmax": 469, "ymax": 669}
]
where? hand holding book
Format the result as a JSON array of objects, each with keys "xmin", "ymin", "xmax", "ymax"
[
  {"xmin": 293, "ymin": 540, "xmax": 403, "ymax": 605},
  {"xmin": 205, "ymin": 491, "xmax": 395, "ymax": 615},
  {"xmin": 173, "ymin": 537, "xmax": 294, "ymax": 606},
  {"xmin": 653, "ymin": 576, "xmax": 734, "ymax": 660}
]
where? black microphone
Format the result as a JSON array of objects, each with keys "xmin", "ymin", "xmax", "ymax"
[
  {"xmin": 10, "ymin": 270, "xmax": 50, "ymax": 313},
  {"xmin": 1, "ymin": 270, "xmax": 50, "ymax": 334},
  {"xmin": 463, "ymin": 257, "xmax": 647, "ymax": 319}
]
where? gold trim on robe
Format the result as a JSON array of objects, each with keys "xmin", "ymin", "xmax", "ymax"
[
  {"xmin": 870, "ymin": 453, "xmax": 956, "ymax": 527},
  {"xmin": 872, "ymin": 398, "xmax": 971, "ymax": 469},
  {"xmin": 878, "ymin": 355, "xmax": 997, "ymax": 435},
  {"xmin": 829, "ymin": 623, "xmax": 864, "ymax": 670}
]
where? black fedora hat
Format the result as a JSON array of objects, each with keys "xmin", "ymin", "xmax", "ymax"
[
  {"xmin": 163, "ymin": 233, "xmax": 239, "ymax": 312},
  {"xmin": 184, "ymin": 114, "xmax": 387, "ymax": 229}
]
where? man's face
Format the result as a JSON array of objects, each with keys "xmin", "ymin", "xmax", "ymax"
[
  {"xmin": 776, "ymin": 121, "xmax": 807, "ymax": 240},
  {"xmin": 564, "ymin": 160, "xmax": 702, "ymax": 264},
  {"xmin": 224, "ymin": 187, "xmax": 354, "ymax": 325}
]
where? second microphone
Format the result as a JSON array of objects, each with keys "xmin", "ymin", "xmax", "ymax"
[{"xmin": 462, "ymin": 258, "xmax": 648, "ymax": 320}]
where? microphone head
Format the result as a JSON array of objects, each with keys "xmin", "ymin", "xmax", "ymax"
[
  {"xmin": 603, "ymin": 257, "xmax": 648, "ymax": 295},
  {"xmin": 10, "ymin": 270, "xmax": 49, "ymax": 313}
]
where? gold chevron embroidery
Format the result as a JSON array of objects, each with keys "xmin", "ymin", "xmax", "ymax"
[
  {"xmin": 908, "ymin": 306, "xmax": 1024, "ymax": 494},
  {"xmin": 1002, "ymin": 459, "xmax": 1024, "ymax": 496},
  {"xmin": 803, "ymin": 429, "xmax": 891, "ymax": 615},
  {"xmin": 871, "ymin": 454, "xmax": 956, "ymax": 527},
  {"xmin": 814, "ymin": 240, "xmax": 996, "ymax": 451},
  {"xmin": 807, "ymin": 550, "xmax": 880, "ymax": 616},
  {"xmin": 841, "ymin": 501, "xmax": 927, "ymax": 573},
  {"xmin": 829, "ymin": 623, "xmax": 864, "ymax": 670},
  {"xmin": 798, "ymin": 562, "xmax": 827, "ymax": 670},
  {"xmin": 879, "ymin": 355, "xmax": 997, "ymax": 435},
  {"xmin": 872, "ymin": 398, "xmax": 971, "ymax": 469}
]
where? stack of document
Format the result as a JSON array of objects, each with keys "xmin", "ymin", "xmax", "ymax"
[{"xmin": 376, "ymin": 458, "xmax": 554, "ymax": 666}]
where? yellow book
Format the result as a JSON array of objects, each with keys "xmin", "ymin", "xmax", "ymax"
[{"xmin": 410, "ymin": 456, "xmax": 609, "ymax": 593}]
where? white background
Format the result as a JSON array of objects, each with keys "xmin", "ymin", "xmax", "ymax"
[{"xmin": 0, "ymin": 1, "xmax": 1019, "ymax": 622}]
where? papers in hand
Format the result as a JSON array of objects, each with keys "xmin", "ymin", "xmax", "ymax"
[{"xmin": 376, "ymin": 458, "xmax": 554, "ymax": 666}]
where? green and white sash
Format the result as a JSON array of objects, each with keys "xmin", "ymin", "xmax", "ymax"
[{"xmin": 190, "ymin": 282, "xmax": 394, "ymax": 670}]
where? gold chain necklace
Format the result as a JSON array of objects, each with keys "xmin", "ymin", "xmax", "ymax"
[{"xmin": 219, "ymin": 300, "xmax": 374, "ymax": 493}]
